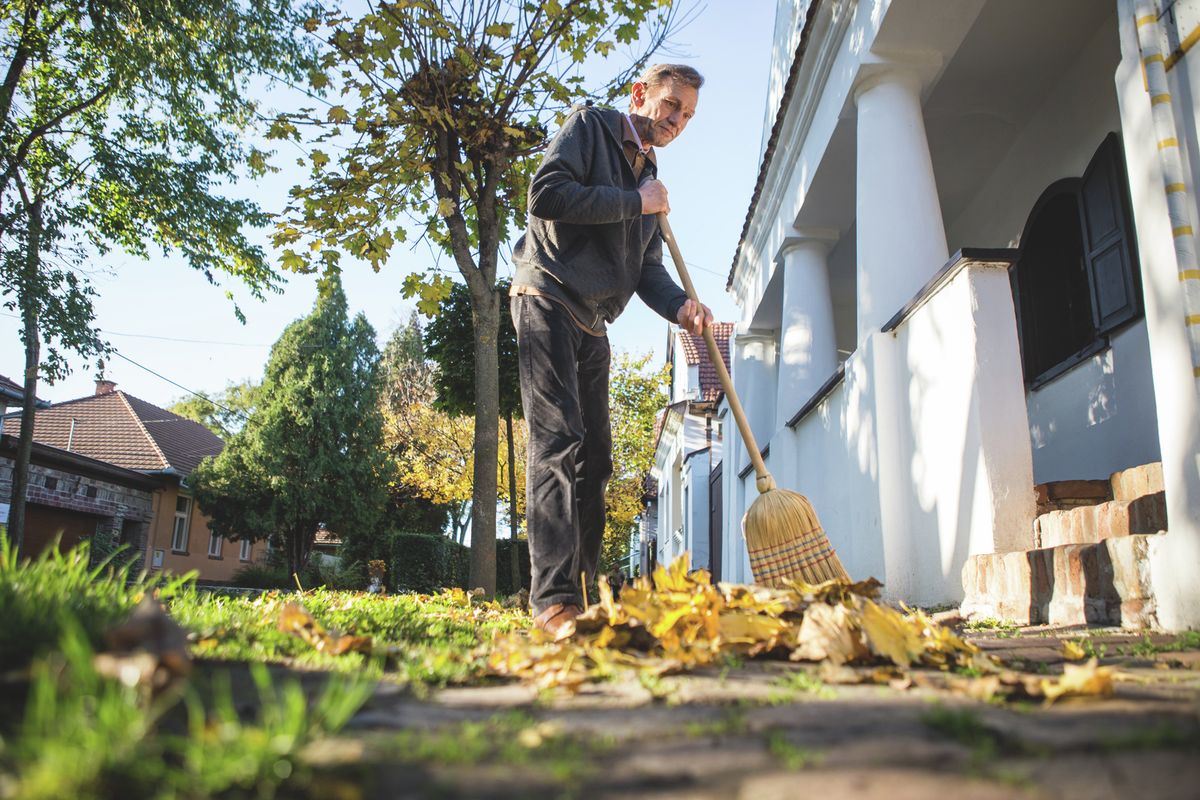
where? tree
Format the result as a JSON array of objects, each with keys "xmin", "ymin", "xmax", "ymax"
[
  {"xmin": 189, "ymin": 276, "xmax": 391, "ymax": 577},
  {"xmin": 424, "ymin": 279, "xmax": 524, "ymax": 590},
  {"xmin": 169, "ymin": 381, "xmax": 260, "ymax": 439},
  {"xmin": 602, "ymin": 352, "xmax": 668, "ymax": 572},
  {"xmin": 377, "ymin": 313, "xmax": 453, "ymax": 540},
  {"xmin": 0, "ymin": 0, "xmax": 317, "ymax": 552},
  {"xmin": 274, "ymin": 0, "xmax": 681, "ymax": 595}
]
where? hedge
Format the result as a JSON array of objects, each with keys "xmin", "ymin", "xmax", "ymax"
[{"xmin": 389, "ymin": 532, "xmax": 530, "ymax": 597}]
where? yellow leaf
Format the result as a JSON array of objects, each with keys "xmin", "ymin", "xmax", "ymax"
[
  {"xmin": 1040, "ymin": 658, "xmax": 1115, "ymax": 702},
  {"xmin": 437, "ymin": 197, "xmax": 456, "ymax": 217},
  {"xmin": 1061, "ymin": 640, "xmax": 1087, "ymax": 661},
  {"xmin": 860, "ymin": 600, "xmax": 925, "ymax": 668},
  {"xmin": 792, "ymin": 602, "xmax": 866, "ymax": 665}
]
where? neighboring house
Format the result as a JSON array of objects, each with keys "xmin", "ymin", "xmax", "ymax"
[
  {"xmin": 2, "ymin": 380, "xmax": 264, "ymax": 581},
  {"xmin": 718, "ymin": 0, "xmax": 1200, "ymax": 629},
  {"xmin": 0, "ymin": 372, "xmax": 48, "ymax": 427},
  {"xmin": 649, "ymin": 323, "xmax": 733, "ymax": 577}
]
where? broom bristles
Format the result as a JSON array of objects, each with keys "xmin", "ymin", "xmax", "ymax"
[{"xmin": 744, "ymin": 487, "xmax": 849, "ymax": 586}]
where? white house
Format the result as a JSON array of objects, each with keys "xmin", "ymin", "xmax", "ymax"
[
  {"xmin": 648, "ymin": 323, "xmax": 733, "ymax": 576},
  {"xmin": 719, "ymin": 0, "xmax": 1200, "ymax": 630}
]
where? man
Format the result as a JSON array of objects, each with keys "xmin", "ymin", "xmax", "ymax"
[{"xmin": 511, "ymin": 64, "xmax": 713, "ymax": 638}]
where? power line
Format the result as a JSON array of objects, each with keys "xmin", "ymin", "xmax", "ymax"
[
  {"xmin": 0, "ymin": 312, "xmax": 270, "ymax": 347},
  {"xmin": 109, "ymin": 351, "xmax": 248, "ymax": 421}
]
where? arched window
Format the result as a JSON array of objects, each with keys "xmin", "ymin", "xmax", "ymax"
[{"xmin": 1013, "ymin": 134, "xmax": 1142, "ymax": 386}]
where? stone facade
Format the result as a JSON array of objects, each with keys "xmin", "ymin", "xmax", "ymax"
[{"xmin": 0, "ymin": 448, "xmax": 155, "ymax": 570}]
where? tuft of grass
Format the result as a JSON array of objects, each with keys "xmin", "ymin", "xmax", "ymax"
[
  {"xmin": 382, "ymin": 713, "xmax": 614, "ymax": 785},
  {"xmin": 769, "ymin": 670, "xmax": 836, "ymax": 701},
  {"xmin": 1, "ymin": 622, "xmax": 370, "ymax": 800},
  {"xmin": 962, "ymin": 618, "xmax": 1020, "ymax": 638},
  {"xmin": 685, "ymin": 707, "xmax": 748, "ymax": 738},
  {"xmin": 765, "ymin": 730, "xmax": 821, "ymax": 770},
  {"xmin": 1123, "ymin": 631, "xmax": 1200, "ymax": 658},
  {"xmin": 1100, "ymin": 722, "xmax": 1200, "ymax": 752},
  {"xmin": 0, "ymin": 535, "xmax": 194, "ymax": 672}
]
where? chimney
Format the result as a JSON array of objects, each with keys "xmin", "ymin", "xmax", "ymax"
[{"xmin": 95, "ymin": 379, "xmax": 117, "ymax": 395}]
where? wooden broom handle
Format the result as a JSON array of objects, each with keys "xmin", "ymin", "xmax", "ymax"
[{"xmin": 657, "ymin": 212, "xmax": 775, "ymax": 493}]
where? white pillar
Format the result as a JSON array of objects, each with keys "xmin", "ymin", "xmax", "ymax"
[
  {"xmin": 854, "ymin": 65, "xmax": 949, "ymax": 341},
  {"xmin": 775, "ymin": 231, "xmax": 839, "ymax": 430},
  {"xmin": 732, "ymin": 329, "xmax": 778, "ymax": 449}
]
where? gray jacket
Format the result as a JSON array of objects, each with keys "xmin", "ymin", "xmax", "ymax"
[{"xmin": 512, "ymin": 105, "xmax": 688, "ymax": 333}]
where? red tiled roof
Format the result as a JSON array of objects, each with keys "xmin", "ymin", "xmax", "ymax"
[
  {"xmin": 676, "ymin": 323, "xmax": 734, "ymax": 402},
  {"xmin": 314, "ymin": 527, "xmax": 343, "ymax": 547},
  {"xmin": 6, "ymin": 389, "xmax": 223, "ymax": 475}
]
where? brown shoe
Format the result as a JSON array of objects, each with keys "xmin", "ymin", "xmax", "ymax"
[{"xmin": 533, "ymin": 603, "xmax": 582, "ymax": 640}]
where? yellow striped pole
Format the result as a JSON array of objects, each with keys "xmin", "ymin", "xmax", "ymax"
[{"xmin": 1136, "ymin": 2, "xmax": 1200, "ymax": 393}]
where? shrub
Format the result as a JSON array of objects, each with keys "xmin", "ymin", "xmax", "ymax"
[
  {"xmin": 389, "ymin": 533, "xmax": 468, "ymax": 593},
  {"xmin": 230, "ymin": 561, "xmax": 292, "ymax": 590},
  {"xmin": 495, "ymin": 538, "xmax": 531, "ymax": 597}
]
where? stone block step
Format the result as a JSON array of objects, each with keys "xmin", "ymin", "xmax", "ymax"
[
  {"xmin": 1035, "ymin": 492, "xmax": 1167, "ymax": 548},
  {"xmin": 1034, "ymin": 479, "xmax": 1110, "ymax": 515},
  {"xmin": 960, "ymin": 533, "xmax": 1161, "ymax": 628},
  {"xmin": 1110, "ymin": 461, "xmax": 1164, "ymax": 502}
]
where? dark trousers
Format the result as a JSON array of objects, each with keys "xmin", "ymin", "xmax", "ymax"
[{"xmin": 512, "ymin": 294, "xmax": 613, "ymax": 614}]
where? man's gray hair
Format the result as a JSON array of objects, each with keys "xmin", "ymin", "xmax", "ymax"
[{"xmin": 637, "ymin": 63, "xmax": 704, "ymax": 91}]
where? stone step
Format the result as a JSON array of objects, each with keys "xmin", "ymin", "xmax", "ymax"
[
  {"xmin": 1034, "ymin": 479, "xmax": 1111, "ymax": 515},
  {"xmin": 1110, "ymin": 461, "xmax": 1164, "ymax": 502},
  {"xmin": 1034, "ymin": 492, "xmax": 1167, "ymax": 548},
  {"xmin": 960, "ymin": 533, "xmax": 1161, "ymax": 628}
]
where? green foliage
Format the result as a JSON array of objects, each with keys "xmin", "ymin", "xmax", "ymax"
[
  {"xmin": 425, "ymin": 279, "xmax": 521, "ymax": 419},
  {"xmin": 1, "ymin": 623, "xmax": 369, "ymax": 800},
  {"xmin": 277, "ymin": 0, "xmax": 683, "ymax": 596},
  {"xmin": 603, "ymin": 353, "xmax": 670, "ymax": 571},
  {"xmin": 766, "ymin": 730, "xmax": 822, "ymax": 770},
  {"xmin": 0, "ymin": 0, "xmax": 318, "ymax": 381},
  {"xmin": 168, "ymin": 381, "xmax": 260, "ymax": 439},
  {"xmin": 0, "ymin": 533, "xmax": 192, "ymax": 671},
  {"xmin": 189, "ymin": 276, "xmax": 392, "ymax": 576},
  {"xmin": 389, "ymin": 532, "xmax": 469, "ymax": 593},
  {"xmin": 274, "ymin": 1, "xmax": 678, "ymax": 279}
]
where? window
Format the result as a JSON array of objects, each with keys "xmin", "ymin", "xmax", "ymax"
[
  {"xmin": 171, "ymin": 495, "xmax": 191, "ymax": 552},
  {"xmin": 207, "ymin": 532, "xmax": 223, "ymax": 558},
  {"xmin": 239, "ymin": 539, "xmax": 252, "ymax": 561},
  {"xmin": 1013, "ymin": 134, "xmax": 1142, "ymax": 386}
]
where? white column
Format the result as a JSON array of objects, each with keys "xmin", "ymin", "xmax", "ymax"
[
  {"xmin": 854, "ymin": 65, "xmax": 948, "ymax": 342},
  {"xmin": 775, "ymin": 231, "xmax": 839, "ymax": 430},
  {"xmin": 732, "ymin": 329, "xmax": 778, "ymax": 449}
]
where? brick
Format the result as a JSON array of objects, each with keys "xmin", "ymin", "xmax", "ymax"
[{"xmin": 1110, "ymin": 462, "xmax": 1164, "ymax": 502}]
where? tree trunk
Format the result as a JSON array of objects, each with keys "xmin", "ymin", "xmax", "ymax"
[
  {"xmin": 9, "ymin": 199, "xmax": 42, "ymax": 556},
  {"xmin": 468, "ymin": 286, "xmax": 499, "ymax": 596},
  {"xmin": 506, "ymin": 411, "xmax": 520, "ymax": 593}
]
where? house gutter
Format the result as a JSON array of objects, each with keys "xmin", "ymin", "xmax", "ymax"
[{"xmin": 1135, "ymin": 1, "xmax": 1200, "ymax": 388}]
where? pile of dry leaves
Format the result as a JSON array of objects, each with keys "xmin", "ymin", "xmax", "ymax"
[{"xmin": 486, "ymin": 556, "xmax": 1115, "ymax": 703}]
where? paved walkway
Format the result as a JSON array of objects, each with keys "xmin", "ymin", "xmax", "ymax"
[{"xmin": 297, "ymin": 627, "xmax": 1200, "ymax": 799}]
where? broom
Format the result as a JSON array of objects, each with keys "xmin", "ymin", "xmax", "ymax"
[{"xmin": 657, "ymin": 212, "xmax": 850, "ymax": 586}]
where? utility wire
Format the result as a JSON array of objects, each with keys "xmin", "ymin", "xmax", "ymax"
[{"xmin": 109, "ymin": 351, "xmax": 248, "ymax": 421}]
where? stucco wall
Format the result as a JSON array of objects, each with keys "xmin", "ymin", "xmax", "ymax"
[
  {"xmin": 941, "ymin": 10, "xmax": 1160, "ymax": 485},
  {"xmin": 147, "ymin": 483, "xmax": 264, "ymax": 583}
]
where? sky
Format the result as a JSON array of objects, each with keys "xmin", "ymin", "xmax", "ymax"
[{"xmin": 0, "ymin": 2, "xmax": 779, "ymax": 409}]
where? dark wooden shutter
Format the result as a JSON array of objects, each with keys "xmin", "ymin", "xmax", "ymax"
[
  {"xmin": 1079, "ymin": 133, "xmax": 1141, "ymax": 334},
  {"xmin": 708, "ymin": 461, "xmax": 723, "ymax": 582}
]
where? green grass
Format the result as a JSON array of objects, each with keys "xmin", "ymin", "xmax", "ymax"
[
  {"xmin": 765, "ymin": 730, "xmax": 822, "ymax": 770},
  {"xmin": 169, "ymin": 585, "xmax": 529, "ymax": 686},
  {"xmin": 962, "ymin": 618, "xmax": 1020, "ymax": 638},
  {"xmin": 1122, "ymin": 631, "xmax": 1200, "ymax": 658},
  {"xmin": 380, "ymin": 713, "xmax": 615, "ymax": 784},
  {"xmin": 769, "ymin": 669, "xmax": 836, "ymax": 701},
  {"xmin": 0, "ymin": 536, "xmax": 193, "ymax": 671},
  {"xmin": 0, "ymin": 622, "xmax": 371, "ymax": 800}
]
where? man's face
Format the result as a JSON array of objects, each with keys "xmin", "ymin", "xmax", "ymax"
[{"xmin": 630, "ymin": 77, "xmax": 698, "ymax": 147}]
